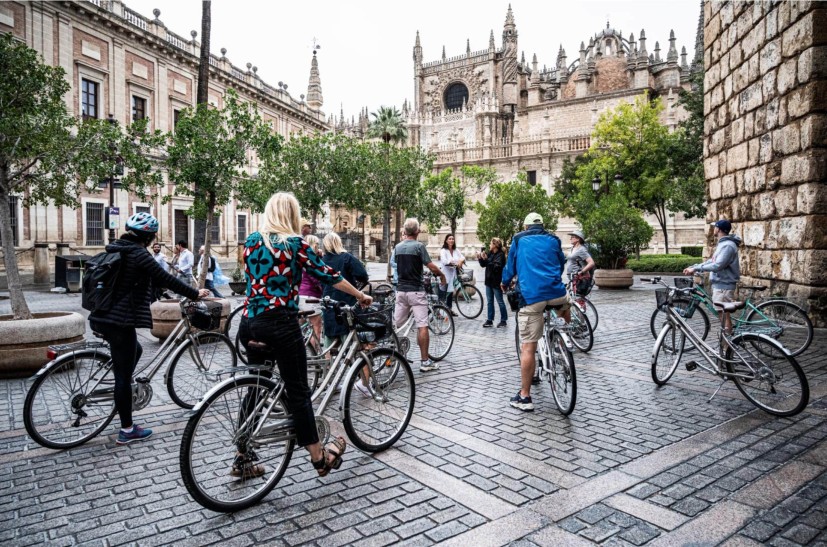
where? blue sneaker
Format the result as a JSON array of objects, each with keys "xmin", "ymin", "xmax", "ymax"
[
  {"xmin": 509, "ymin": 392, "xmax": 534, "ymax": 411},
  {"xmin": 117, "ymin": 424, "xmax": 153, "ymax": 445}
]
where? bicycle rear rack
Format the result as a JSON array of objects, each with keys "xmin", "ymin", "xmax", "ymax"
[{"xmin": 47, "ymin": 340, "xmax": 108, "ymax": 356}]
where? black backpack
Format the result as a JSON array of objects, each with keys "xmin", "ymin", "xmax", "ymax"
[{"xmin": 81, "ymin": 251, "xmax": 123, "ymax": 313}]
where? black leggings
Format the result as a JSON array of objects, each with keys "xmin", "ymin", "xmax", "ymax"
[
  {"xmin": 243, "ymin": 309, "xmax": 318, "ymax": 447},
  {"xmin": 89, "ymin": 321, "xmax": 143, "ymax": 429}
]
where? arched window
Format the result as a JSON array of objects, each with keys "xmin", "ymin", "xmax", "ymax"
[
  {"xmin": 605, "ymin": 40, "xmax": 612, "ymax": 56},
  {"xmin": 443, "ymin": 82, "xmax": 469, "ymax": 111}
]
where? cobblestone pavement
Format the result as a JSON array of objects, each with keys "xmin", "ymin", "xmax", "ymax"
[{"xmin": 1, "ymin": 269, "xmax": 825, "ymax": 546}]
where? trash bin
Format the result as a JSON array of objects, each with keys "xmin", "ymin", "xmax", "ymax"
[{"xmin": 55, "ymin": 254, "xmax": 90, "ymax": 292}]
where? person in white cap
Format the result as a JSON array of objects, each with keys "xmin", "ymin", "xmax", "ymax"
[{"xmin": 566, "ymin": 229, "xmax": 595, "ymax": 299}]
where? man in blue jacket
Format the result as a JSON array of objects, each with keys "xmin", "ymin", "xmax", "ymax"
[{"xmin": 501, "ymin": 212, "xmax": 570, "ymax": 411}]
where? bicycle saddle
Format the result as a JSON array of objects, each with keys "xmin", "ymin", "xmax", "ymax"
[
  {"xmin": 298, "ymin": 309, "xmax": 316, "ymax": 318},
  {"xmin": 739, "ymin": 285, "xmax": 767, "ymax": 291},
  {"xmin": 713, "ymin": 301, "xmax": 746, "ymax": 313},
  {"xmin": 92, "ymin": 331, "xmax": 105, "ymax": 339}
]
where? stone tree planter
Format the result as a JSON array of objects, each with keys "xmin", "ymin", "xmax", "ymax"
[
  {"xmin": 150, "ymin": 298, "xmax": 231, "ymax": 340},
  {"xmin": 228, "ymin": 281, "xmax": 246, "ymax": 296},
  {"xmin": 0, "ymin": 312, "xmax": 86, "ymax": 378},
  {"xmin": 594, "ymin": 268, "xmax": 634, "ymax": 290}
]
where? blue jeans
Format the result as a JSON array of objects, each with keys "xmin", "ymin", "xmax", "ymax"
[
  {"xmin": 205, "ymin": 279, "xmax": 223, "ymax": 298},
  {"xmin": 486, "ymin": 285, "xmax": 508, "ymax": 323}
]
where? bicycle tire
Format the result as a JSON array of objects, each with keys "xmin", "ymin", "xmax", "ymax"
[
  {"xmin": 725, "ymin": 333, "xmax": 809, "ymax": 416},
  {"xmin": 744, "ymin": 300, "xmax": 813, "ymax": 357},
  {"xmin": 166, "ymin": 332, "xmax": 237, "ymax": 409},
  {"xmin": 180, "ymin": 375, "xmax": 295, "ymax": 512},
  {"xmin": 427, "ymin": 304, "xmax": 455, "ymax": 361},
  {"xmin": 549, "ymin": 331, "xmax": 577, "ymax": 415},
  {"xmin": 572, "ymin": 296, "xmax": 599, "ymax": 331},
  {"xmin": 454, "ymin": 284, "xmax": 483, "ymax": 319},
  {"xmin": 650, "ymin": 298, "xmax": 710, "ymax": 342},
  {"xmin": 24, "ymin": 351, "xmax": 116, "ymax": 449},
  {"xmin": 568, "ymin": 305, "xmax": 593, "ymax": 353},
  {"xmin": 224, "ymin": 305, "xmax": 248, "ymax": 364},
  {"xmin": 343, "ymin": 349, "xmax": 415, "ymax": 452},
  {"xmin": 651, "ymin": 323, "xmax": 685, "ymax": 386}
]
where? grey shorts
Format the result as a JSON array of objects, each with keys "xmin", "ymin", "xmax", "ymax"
[
  {"xmin": 394, "ymin": 291, "xmax": 429, "ymax": 328},
  {"xmin": 712, "ymin": 288, "xmax": 735, "ymax": 303}
]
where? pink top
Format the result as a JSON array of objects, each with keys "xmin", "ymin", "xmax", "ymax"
[{"xmin": 299, "ymin": 272, "xmax": 323, "ymax": 298}]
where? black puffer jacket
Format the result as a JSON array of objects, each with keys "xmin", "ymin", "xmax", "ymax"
[
  {"xmin": 89, "ymin": 235, "xmax": 200, "ymax": 329},
  {"xmin": 478, "ymin": 249, "xmax": 506, "ymax": 288}
]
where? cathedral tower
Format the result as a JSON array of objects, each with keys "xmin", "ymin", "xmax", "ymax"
[{"xmin": 306, "ymin": 47, "xmax": 323, "ymax": 110}]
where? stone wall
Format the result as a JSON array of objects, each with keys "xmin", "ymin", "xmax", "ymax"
[{"xmin": 703, "ymin": 1, "xmax": 827, "ymax": 325}]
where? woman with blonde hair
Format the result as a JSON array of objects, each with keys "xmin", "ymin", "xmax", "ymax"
[
  {"xmin": 320, "ymin": 232, "xmax": 369, "ymax": 340},
  {"xmin": 239, "ymin": 192, "xmax": 372, "ymax": 478}
]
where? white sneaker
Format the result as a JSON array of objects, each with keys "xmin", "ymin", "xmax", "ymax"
[
  {"xmin": 354, "ymin": 379, "xmax": 372, "ymax": 397},
  {"xmin": 420, "ymin": 360, "xmax": 440, "ymax": 372}
]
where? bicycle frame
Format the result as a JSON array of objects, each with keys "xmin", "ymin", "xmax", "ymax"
[{"xmin": 688, "ymin": 285, "xmax": 778, "ymax": 334}]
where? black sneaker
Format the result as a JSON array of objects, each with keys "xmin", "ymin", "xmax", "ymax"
[
  {"xmin": 483, "ymin": 320, "xmax": 494, "ymax": 328},
  {"xmin": 496, "ymin": 322, "xmax": 507, "ymax": 328},
  {"xmin": 509, "ymin": 391, "xmax": 534, "ymax": 411}
]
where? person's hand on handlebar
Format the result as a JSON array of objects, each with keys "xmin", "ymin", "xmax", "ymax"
[
  {"xmin": 197, "ymin": 289, "xmax": 211, "ymax": 299},
  {"xmin": 683, "ymin": 267, "xmax": 696, "ymax": 275},
  {"xmin": 357, "ymin": 292, "xmax": 373, "ymax": 307}
]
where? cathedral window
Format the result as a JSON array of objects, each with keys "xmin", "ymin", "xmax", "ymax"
[
  {"xmin": 605, "ymin": 41, "xmax": 612, "ymax": 55},
  {"xmin": 443, "ymin": 83, "xmax": 469, "ymax": 111}
]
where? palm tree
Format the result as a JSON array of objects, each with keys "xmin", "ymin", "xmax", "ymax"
[{"xmin": 368, "ymin": 106, "xmax": 409, "ymax": 262}]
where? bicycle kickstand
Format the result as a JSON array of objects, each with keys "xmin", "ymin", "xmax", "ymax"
[{"xmin": 707, "ymin": 378, "xmax": 728, "ymax": 403}]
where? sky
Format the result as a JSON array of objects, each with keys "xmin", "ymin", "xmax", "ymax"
[{"xmin": 130, "ymin": 0, "xmax": 702, "ymax": 121}]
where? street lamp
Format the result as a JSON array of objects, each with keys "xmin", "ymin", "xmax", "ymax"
[
  {"xmin": 592, "ymin": 173, "xmax": 623, "ymax": 199},
  {"xmin": 357, "ymin": 213, "xmax": 367, "ymax": 261},
  {"xmin": 106, "ymin": 114, "xmax": 124, "ymax": 243}
]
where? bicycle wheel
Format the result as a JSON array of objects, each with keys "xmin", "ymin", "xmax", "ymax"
[
  {"xmin": 651, "ymin": 323, "xmax": 685, "ymax": 386},
  {"xmin": 167, "ymin": 332, "xmax": 237, "ymax": 409},
  {"xmin": 744, "ymin": 300, "xmax": 813, "ymax": 357},
  {"xmin": 427, "ymin": 304, "xmax": 455, "ymax": 361},
  {"xmin": 224, "ymin": 306, "xmax": 248, "ymax": 364},
  {"xmin": 568, "ymin": 306, "xmax": 593, "ymax": 353},
  {"xmin": 548, "ymin": 331, "xmax": 577, "ymax": 415},
  {"xmin": 725, "ymin": 333, "xmax": 809, "ymax": 416},
  {"xmin": 343, "ymin": 349, "xmax": 415, "ymax": 452},
  {"xmin": 454, "ymin": 284, "xmax": 483, "ymax": 319},
  {"xmin": 180, "ymin": 375, "xmax": 295, "ymax": 512},
  {"xmin": 304, "ymin": 329, "xmax": 324, "ymax": 392},
  {"xmin": 24, "ymin": 351, "xmax": 116, "ymax": 449},
  {"xmin": 572, "ymin": 296, "xmax": 599, "ymax": 331},
  {"xmin": 650, "ymin": 299, "xmax": 710, "ymax": 342}
]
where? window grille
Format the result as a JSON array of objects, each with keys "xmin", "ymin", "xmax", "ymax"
[
  {"xmin": 443, "ymin": 83, "xmax": 469, "ymax": 111},
  {"xmin": 174, "ymin": 209, "xmax": 189, "ymax": 247},
  {"xmin": 132, "ymin": 96, "xmax": 146, "ymax": 121},
  {"xmin": 86, "ymin": 203, "xmax": 105, "ymax": 245},
  {"xmin": 210, "ymin": 219, "xmax": 220, "ymax": 244},
  {"xmin": 8, "ymin": 197, "xmax": 18, "ymax": 246},
  {"xmin": 82, "ymin": 79, "xmax": 99, "ymax": 120},
  {"xmin": 527, "ymin": 170, "xmax": 537, "ymax": 186},
  {"xmin": 237, "ymin": 215, "xmax": 247, "ymax": 243}
]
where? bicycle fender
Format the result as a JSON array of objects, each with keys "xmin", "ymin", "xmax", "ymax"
[
  {"xmin": 32, "ymin": 349, "xmax": 107, "ymax": 379},
  {"xmin": 730, "ymin": 331, "xmax": 791, "ymax": 356},
  {"xmin": 190, "ymin": 373, "xmax": 261, "ymax": 412},
  {"xmin": 652, "ymin": 323, "xmax": 674, "ymax": 363}
]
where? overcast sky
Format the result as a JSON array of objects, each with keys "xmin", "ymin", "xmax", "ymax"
[{"xmin": 130, "ymin": 0, "xmax": 702, "ymax": 121}]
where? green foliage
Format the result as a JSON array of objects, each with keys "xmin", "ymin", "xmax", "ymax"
[
  {"xmin": 362, "ymin": 143, "xmax": 433, "ymax": 219},
  {"xmin": 680, "ymin": 245, "xmax": 704, "ymax": 257},
  {"xmin": 413, "ymin": 165, "xmax": 496, "ymax": 235},
  {"xmin": 626, "ymin": 254, "xmax": 699, "ymax": 273},
  {"xmin": 474, "ymin": 172, "xmax": 557, "ymax": 247},
  {"xmin": 667, "ymin": 70, "xmax": 706, "ymax": 220},
  {"xmin": 581, "ymin": 193, "xmax": 654, "ymax": 269},
  {"xmin": 367, "ymin": 106, "xmax": 408, "ymax": 145}
]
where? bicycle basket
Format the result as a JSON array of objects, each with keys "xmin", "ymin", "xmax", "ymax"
[
  {"xmin": 459, "ymin": 269, "xmax": 474, "ymax": 283},
  {"xmin": 354, "ymin": 303, "xmax": 393, "ymax": 339},
  {"xmin": 372, "ymin": 286, "xmax": 395, "ymax": 306},
  {"xmin": 655, "ymin": 288, "xmax": 671, "ymax": 311},
  {"xmin": 506, "ymin": 286, "xmax": 521, "ymax": 312},
  {"xmin": 674, "ymin": 277, "xmax": 694, "ymax": 289},
  {"xmin": 184, "ymin": 300, "xmax": 223, "ymax": 331}
]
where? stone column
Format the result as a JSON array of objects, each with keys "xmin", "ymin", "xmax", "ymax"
[
  {"xmin": 33, "ymin": 244, "xmax": 50, "ymax": 286},
  {"xmin": 703, "ymin": 1, "xmax": 827, "ymax": 325}
]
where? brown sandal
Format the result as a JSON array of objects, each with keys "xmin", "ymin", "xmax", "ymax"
[{"xmin": 312, "ymin": 436, "xmax": 347, "ymax": 477}]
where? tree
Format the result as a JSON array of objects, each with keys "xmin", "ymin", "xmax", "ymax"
[
  {"xmin": 667, "ymin": 70, "xmax": 706, "ymax": 221},
  {"xmin": 581, "ymin": 193, "xmax": 654, "ymax": 269},
  {"xmin": 165, "ymin": 90, "xmax": 282, "ymax": 288},
  {"xmin": 474, "ymin": 172, "xmax": 558, "ymax": 247},
  {"xmin": 367, "ymin": 106, "xmax": 409, "ymax": 257},
  {"xmin": 414, "ymin": 165, "xmax": 497, "ymax": 235},
  {"xmin": 196, "ymin": 1, "xmax": 211, "ymax": 106},
  {"xmin": 0, "ymin": 34, "xmax": 163, "ymax": 319}
]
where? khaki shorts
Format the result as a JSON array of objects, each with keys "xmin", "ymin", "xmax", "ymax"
[
  {"xmin": 712, "ymin": 288, "xmax": 735, "ymax": 303},
  {"xmin": 518, "ymin": 295, "xmax": 571, "ymax": 343},
  {"xmin": 394, "ymin": 291, "xmax": 429, "ymax": 328}
]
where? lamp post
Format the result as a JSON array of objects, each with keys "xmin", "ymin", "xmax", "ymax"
[
  {"xmin": 591, "ymin": 172, "xmax": 622, "ymax": 201},
  {"xmin": 357, "ymin": 213, "xmax": 367, "ymax": 261},
  {"xmin": 106, "ymin": 114, "xmax": 122, "ymax": 243}
]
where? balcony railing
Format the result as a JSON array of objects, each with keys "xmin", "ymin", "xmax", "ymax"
[{"xmin": 431, "ymin": 135, "xmax": 591, "ymax": 164}]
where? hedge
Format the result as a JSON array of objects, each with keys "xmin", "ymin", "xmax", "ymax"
[
  {"xmin": 626, "ymin": 254, "xmax": 699, "ymax": 272},
  {"xmin": 680, "ymin": 246, "xmax": 704, "ymax": 257}
]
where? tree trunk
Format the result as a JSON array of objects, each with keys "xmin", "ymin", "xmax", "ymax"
[
  {"xmin": 0, "ymin": 167, "xmax": 32, "ymax": 319},
  {"xmin": 450, "ymin": 217, "xmax": 457, "ymax": 236},
  {"xmin": 196, "ymin": 1, "xmax": 211, "ymax": 106},
  {"xmin": 197, "ymin": 194, "xmax": 216, "ymax": 290},
  {"xmin": 383, "ymin": 207, "xmax": 391, "ymax": 277},
  {"xmin": 393, "ymin": 209, "xmax": 403, "ymax": 248},
  {"xmin": 655, "ymin": 203, "xmax": 669, "ymax": 254}
]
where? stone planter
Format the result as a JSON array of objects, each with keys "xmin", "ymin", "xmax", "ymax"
[
  {"xmin": 594, "ymin": 268, "xmax": 634, "ymax": 290},
  {"xmin": 228, "ymin": 281, "xmax": 247, "ymax": 296},
  {"xmin": 0, "ymin": 312, "xmax": 86, "ymax": 378},
  {"xmin": 150, "ymin": 298, "xmax": 231, "ymax": 341}
]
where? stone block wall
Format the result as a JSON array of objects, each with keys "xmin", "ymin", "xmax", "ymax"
[{"xmin": 704, "ymin": 1, "xmax": 827, "ymax": 325}]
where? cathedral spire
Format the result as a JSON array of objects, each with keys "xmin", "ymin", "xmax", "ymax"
[
  {"xmin": 505, "ymin": 4, "xmax": 515, "ymax": 28},
  {"xmin": 413, "ymin": 30, "xmax": 423, "ymax": 66},
  {"xmin": 667, "ymin": 29, "xmax": 679, "ymax": 63},
  {"xmin": 692, "ymin": 0, "xmax": 704, "ymax": 72},
  {"xmin": 306, "ymin": 47, "xmax": 323, "ymax": 110},
  {"xmin": 466, "ymin": 38, "xmax": 471, "ymax": 55},
  {"xmin": 489, "ymin": 29, "xmax": 495, "ymax": 51},
  {"xmin": 442, "ymin": 45, "xmax": 446, "ymax": 61}
]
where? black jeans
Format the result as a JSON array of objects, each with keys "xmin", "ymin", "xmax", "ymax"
[
  {"xmin": 89, "ymin": 321, "xmax": 143, "ymax": 429},
  {"xmin": 245, "ymin": 308, "xmax": 318, "ymax": 447}
]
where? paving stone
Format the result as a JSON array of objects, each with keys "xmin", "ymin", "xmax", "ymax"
[
  {"xmin": 575, "ymin": 504, "xmax": 615, "ymax": 524},
  {"xmin": 580, "ymin": 521, "xmax": 621, "ymax": 543},
  {"xmin": 618, "ymin": 523, "xmax": 661, "ymax": 546},
  {"xmin": 781, "ymin": 524, "xmax": 820, "ymax": 544},
  {"xmin": 671, "ymin": 497, "xmax": 711, "ymax": 517},
  {"xmin": 741, "ymin": 519, "xmax": 780, "ymax": 542},
  {"xmin": 558, "ymin": 516, "xmax": 588, "ymax": 534}
]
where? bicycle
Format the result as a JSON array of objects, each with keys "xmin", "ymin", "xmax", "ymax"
[
  {"xmin": 179, "ymin": 296, "xmax": 415, "ymax": 512},
  {"xmin": 449, "ymin": 267, "xmax": 484, "ymax": 319},
  {"xmin": 23, "ymin": 300, "xmax": 235, "ymax": 449},
  {"xmin": 508, "ymin": 283, "xmax": 593, "ymax": 355},
  {"xmin": 644, "ymin": 277, "xmax": 809, "ymax": 417},
  {"xmin": 513, "ymin": 307, "xmax": 578, "ymax": 415},
  {"xmin": 567, "ymin": 273, "xmax": 598, "ymax": 330},
  {"xmin": 649, "ymin": 277, "xmax": 813, "ymax": 357},
  {"xmin": 391, "ymin": 275, "xmax": 455, "ymax": 362}
]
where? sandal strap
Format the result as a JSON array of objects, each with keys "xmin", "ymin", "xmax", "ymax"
[
  {"xmin": 326, "ymin": 436, "xmax": 346, "ymax": 458},
  {"xmin": 312, "ymin": 448, "xmax": 328, "ymax": 470}
]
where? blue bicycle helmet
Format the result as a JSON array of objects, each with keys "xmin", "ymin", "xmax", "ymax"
[{"xmin": 125, "ymin": 211, "xmax": 159, "ymax": 233}]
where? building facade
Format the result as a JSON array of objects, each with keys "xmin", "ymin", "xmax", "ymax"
[
  {"xmin": 400, "ymin": 6, "xmax": 706, "ymax": 253},
  {"xmin": 1, "ymin": 0, "xmax": 328, "ymax": 280}
]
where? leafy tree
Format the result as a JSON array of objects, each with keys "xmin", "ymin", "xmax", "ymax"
[
  {"xmin": 667, "ymin": 70, "xmax": 706, "ymax": 221},
  {"xmin": 165, "ymin": 89, "xmax": 282, "ymax": 288},
  {"xmin": 0, "ymin": 34, "xmax": 163, "ymax": 319},
  {"xmin": 474, "ymin": 172, "xmax": 558, "ymax": 247},
  {"xmin": 580, "ymin": 193, "xmax": 653, "ymax": 269},
  {"xmin": 414, "ymin": 165, "xmax": 498, "ymax": 236},
  {"xmin": 196, "ymin": 1, "xmax": 211, "ymax": 105}
]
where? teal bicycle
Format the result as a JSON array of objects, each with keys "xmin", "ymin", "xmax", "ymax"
[{"xmin": 649, "ymin": 277, "xmax": 813, "ymax": 357}]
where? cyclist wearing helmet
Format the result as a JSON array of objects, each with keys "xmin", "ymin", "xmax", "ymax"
[{"xmin": 89, "ymin": 212, "xmax": 211, "ymax": 445}]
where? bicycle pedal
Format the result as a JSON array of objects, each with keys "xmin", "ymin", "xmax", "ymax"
[{"xmin": 685, "ymin": 360, "xmax": 698, "ymax": 371}]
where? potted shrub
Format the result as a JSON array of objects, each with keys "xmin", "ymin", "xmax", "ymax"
[
  {"xmin": 581, "ymin": 193, "xmax": 653, "ymax": 289},
  {"xmin": 228, "ymin": 266, "xmax": 247, "ymax": 296}
]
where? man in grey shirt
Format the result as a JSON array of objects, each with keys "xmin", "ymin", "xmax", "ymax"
[{"xmin": 393, "ymin": 218, "xmax": 446, "ymax": 372}]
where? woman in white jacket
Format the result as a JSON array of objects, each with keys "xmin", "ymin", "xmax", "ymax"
[{"xmin": 438, "ymin": 234, "xmax": 464, "ymax": 317}]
